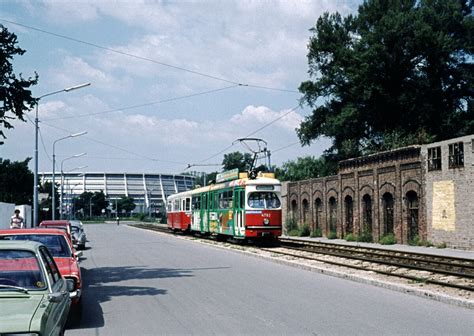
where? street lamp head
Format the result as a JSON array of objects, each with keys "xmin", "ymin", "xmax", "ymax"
[
  {"xmin": 71, "ymin": 131, "xmax": 87, "ymax": 137},
  {"xmin": 64, "ymin": 82, "xmax": 91, "ymax": 92},
  {"xmin": 73, "ymin": 152, "xmax": 87, "ymax": 158}
]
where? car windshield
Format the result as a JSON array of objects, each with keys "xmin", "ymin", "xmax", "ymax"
[
  {"xmin": 3, "ymin": 235, "xmax": 71, "ymax": 258},
  {"xmin": 71, "ymin": 226, "xmax": 79, "ymax": 233},
  {"xmin": 0, "ymin": 250, "xmax": 47, "ymax": 291},
  {"xmin": 247, "ymin": 192, "xmax": 281, "ymax": 209}
]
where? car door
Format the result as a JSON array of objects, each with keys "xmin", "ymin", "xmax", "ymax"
[{"xmin": 39, "ymin": 247, "xmax": 70, "ymax": 335}]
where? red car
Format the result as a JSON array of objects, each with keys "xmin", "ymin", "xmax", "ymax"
[
  {"xmin": 0, "ymin": 228, "xmax": 83, "ymax": 308},
  {"xmin": 39, "ymin": 220, "xmax": 72, "ymax": 240}
]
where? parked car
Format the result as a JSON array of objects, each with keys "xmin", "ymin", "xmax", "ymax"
[
  {"xmin": 39, "ymin": 220, "xmax": 72, "ymax": 241},
  {"xmin": 0, "ymin": 240, "xmax": 72, "ymax": 335},
  {"xmin": 0, "ymin": 228, "xmax": 83, "ymax": 308},
  {"xmin": 70, "ymin": 220, "xmax": 87, "ymax": 250}
]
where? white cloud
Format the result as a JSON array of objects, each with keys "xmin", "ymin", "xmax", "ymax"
[{"xmin": 230, "ymin": 105, "xmax": 302, "ymax": 132}]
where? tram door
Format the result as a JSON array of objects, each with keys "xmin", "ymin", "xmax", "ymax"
[
  {"xmin": 201, "ymin": 193, "xmax": 209, "ymax": 232},
  {"xmin": 233, "ymin": 188, "xmax": 245, "ymax": 237},
  {"xmin": 191, "ymin": 195, "xmax": 201, "ymax": 232}
]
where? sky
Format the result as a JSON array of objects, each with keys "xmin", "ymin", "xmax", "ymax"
[{"xmin": 1, "ymin": 0, "xmax": 359, "ymax": 175}]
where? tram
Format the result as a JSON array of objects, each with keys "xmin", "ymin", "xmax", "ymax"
[{"xmin": 166, "ymin": 169, "xmax": 282, "ymax": 240}]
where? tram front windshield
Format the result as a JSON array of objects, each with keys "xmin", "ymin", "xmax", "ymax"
[{"xmin": 247, "ymin": 192, "xmax": 281, "ymax": 209}]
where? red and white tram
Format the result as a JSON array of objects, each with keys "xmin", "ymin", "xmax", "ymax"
[{"xmin": 166, "ymin": 170, "xmax": 282, "ymax": 240}]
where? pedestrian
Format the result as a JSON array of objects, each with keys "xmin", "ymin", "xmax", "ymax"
[
  {"xmin": 116, "ymin": 216, "xmax": 120, "ymax": 225},
  {"xmin": 10, "ymin": 209, "xmax": 24, "ymax": 229}
]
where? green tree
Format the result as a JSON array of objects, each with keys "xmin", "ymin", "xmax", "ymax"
[
  {"xmin": 298, "ymin": 0, "xmax": 473, "ymax": 159},
  {"xmin": 75, "ymin": 191, "xmax": 109, "ymax": 217},
  {"xmin": 275, "ymin": 156, "xmax": 337, "ymax": 181},
  {"xmin": 37, "ymin": 181, "xmax": 59, "ymax": 222},
  {"xmin": 112, "ymin": 196, "xmax": 136, "ymax": 216},
  {"xmin": 0, "ymin": 158, "xmax": 33, "ymax": 204},
  {"xmin": 0, "ymin": 25, "xmax": 38, "ymax": 144},
  {"xmin": 222, "ymin": 151, "xmax": 253, "ymax": 171}
]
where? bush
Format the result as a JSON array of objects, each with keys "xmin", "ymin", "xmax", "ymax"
[
  {"xmin": 344, "ymin": 233, "xmax": 357, "ymax": 242},
  {"xmin": 408, "ymin": 234, "xmax": 420, "ymax": 246},
  {"xmin": 358, "ymin": 231, "xmax": 373, "ymax": 243},
  {"xmin": 300, "ymin": 224, "xmax": 311, "ymax": 237},
  {"xmin": 288, "ymin": 229, "xmax": 302, "ymax": 237},
  {"xmin": 379, "ymin": 233, "xmax": 396, "ymax": 245},
  {"xmin": 327, "ymin": 231, "xmax": 337, "ymax": 239},
  {"xmin": 285, "ymin": 217, "xmax": 298, "ymax": 233},
  {"xmin": 311, "ymin": 228, "xmax": 322, "ymax": 237},
  {"xmin": 436, "ymin": 242, "xmax": 447, "ymax": 249}
]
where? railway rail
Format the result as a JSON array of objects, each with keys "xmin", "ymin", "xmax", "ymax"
[{"xmin": 131, "ymin": 224, "xmax": 474, "ymax": 291}]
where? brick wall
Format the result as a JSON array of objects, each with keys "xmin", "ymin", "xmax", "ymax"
[{"xmin": 422, "ymin": 135, "xmax": 474, "ymax": 250}]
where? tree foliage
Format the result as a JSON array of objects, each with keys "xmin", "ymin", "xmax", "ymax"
[
  {"xmin": 38, "ymin": 181, "xmax": 59, "ymax": 222},
  {"xmin": 75, "ymin": 191, "xmax": 108, "ymax": 217},
  {"xmin": 112, "ymin": 196, "xmax": 136, "ymax": 215},
  {"xmin": 0, "ymin": 158, "xmax": 33, "ymax": 204},
  {"xmin": 298, "ymin": 0, "xmax": 473, "ymax": 159},
  {"xmin": 275, "ymin": 156, "xmax": 337, "ymax": 181},
  {"xmin": 0, "ymin": 25, "xmax": 38, "ymax": 145},
  {"xmin": 222, "ymin": 151, "xmax": 254, "ymax": 171}
]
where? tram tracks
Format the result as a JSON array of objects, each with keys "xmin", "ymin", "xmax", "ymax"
[
  {"xmin": 131, "ymin": 224, "xmax": 473, "ymax": 292},
  {"xmin": 264, "ymin": 239, "xmax": 474, "ymax": 291}
]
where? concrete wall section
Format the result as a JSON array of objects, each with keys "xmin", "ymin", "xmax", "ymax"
[{"xmin": 0, "ymin": 202, "xmax": 15, "ymax": 229}]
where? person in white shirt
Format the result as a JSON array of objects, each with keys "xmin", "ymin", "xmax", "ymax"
[{"xmin": 10, "ymin": 209, "xmax": 24, "ymax": 229}]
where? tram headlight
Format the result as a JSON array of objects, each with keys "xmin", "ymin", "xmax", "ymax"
[{"xmin": 263, "ymin": 218, "xmax": 270, "ymax": 225}]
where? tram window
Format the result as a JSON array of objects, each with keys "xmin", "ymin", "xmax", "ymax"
[
  {"xmin": 185, "ymin": 198, "xmax": 191, "ymax": 211},
  {"xmin": 248, "ymin": 192, "xmax": 281, "ymax": 209},
  {"xmin": 217, "ymin": 190, "xmax": 233, "ymax": 209},
  {"xmin": 173, "ymin": 199, "xmax": 180, "ymax": 211},
  {"xmin": 167, "ymin": 201, "xmax": 172, "ymax": 212},
  {"xmin": 239, "ymin": 190, "xmax": 245, "ymax": 209}
]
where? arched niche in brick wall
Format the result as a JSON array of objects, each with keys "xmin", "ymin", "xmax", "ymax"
[
  {"xmin": 379, "ymin": 182, "xmax": 396, "ymax": 198},
  {"xmin": 402, "ymin": 179, "xmax": 421, "ymax": 196},
  {"xmin": 301, "ymin": 192, "xmax": 310, "ymax": 225}
]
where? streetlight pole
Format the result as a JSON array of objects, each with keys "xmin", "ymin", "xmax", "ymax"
[
  {"xmin": 33, "ymin": 83, "xmax": 91, "ymax": 227},
  {"xmin": 60, "ymin": 153, "xmax": 86, "ymax": 219},
  {"xmin": 52, "ymin": 132, "xmax": 87, "ymax": 220}
]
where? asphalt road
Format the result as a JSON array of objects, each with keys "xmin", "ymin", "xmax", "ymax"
[{"xmin": 66, "ymin": 224, "xmax": 474, "ymax": 335}]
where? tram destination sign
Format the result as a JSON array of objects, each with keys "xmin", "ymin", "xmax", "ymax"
[{"xmin": 216, "ymin": 168, "xmax": 240, "ymax": 183}]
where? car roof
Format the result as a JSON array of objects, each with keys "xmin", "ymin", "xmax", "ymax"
[
  {"xmin": 0, "ymin": 228, "xmax": 68, "ymax": 236},
  {"xmin": 40, "ymin": 220, "xmax": 70, "ymax": 226},
  {"xmin": 0, "ymin": 240, "xmax": 43, "ymax": 251}
]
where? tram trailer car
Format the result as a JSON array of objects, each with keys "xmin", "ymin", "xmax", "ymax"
[{"xmin": 167, "ymin": 171, "xmax": 282, "ymax": 240}]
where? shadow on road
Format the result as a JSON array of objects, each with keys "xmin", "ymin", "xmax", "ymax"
[{"xmin": 68, "ymin": 265, "xmax": 197, "ymax": 330}]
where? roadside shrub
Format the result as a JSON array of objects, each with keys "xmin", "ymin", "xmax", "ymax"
[
  {"xmin": 408, "ymin": 235, "xmax": 420, "ymax": 246},
  {"xmin": 327, "ymin": 231, "xmax": 337, "ymax": 239},
  {"xmin": 344, "ymin": 233, "xmax": 357, "ymax": 242},
  {"xmin": 288, "ymin": 229, "xmax": 302, "ymax": 237},
  {"xmin": 285, "ymin": 216, "xmax": 298, "ymax": 233},
  {"xmin": 358, "ymin": 231, "xmax": 373, "ymax": 243},
  {"xmin": 311, "ymin": 228, "xmax": 322, "ymax": 237},
  {"xmin": 300, "ymin": 224, "xmax": 311, "ymax": 237},
  {"xmin": 436, "ymin": 242, "xmax": 447, "ymax": 249},
  {"xmin": 379, "ymin": 233, "xmax": 396, "ymax": 245}
]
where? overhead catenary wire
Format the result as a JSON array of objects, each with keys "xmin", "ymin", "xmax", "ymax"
[
  {"xmin": 199, "ymin": 105, "xmax": 301, "ymax": 163},
  {"xmin": 1, "ymin": 19, "xmax": 300, "ymax": 94},
  {"xmin": 40, "ymin": 121, "xmax": 188, "ymax": 166},
  {"xmin": 43, "ymin": 85, "xmax": 241, "ymax": 121}
]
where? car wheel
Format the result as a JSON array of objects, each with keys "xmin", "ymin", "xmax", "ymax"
[{"xmin": 78, "ymin": 243, "xmax": 85, "ymax": 250}]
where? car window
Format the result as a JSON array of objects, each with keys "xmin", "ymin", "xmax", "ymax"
[
  {"xmin": 5, "ymin": 234, "xmax": 71, "ymax": 258},
  {"xmin": 39, "ymin": 248, "xmax": 61, "ymax": 285},
  {"xmin": 0, "ymin": 250, "xmax": 47, "ymax": 290}
]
